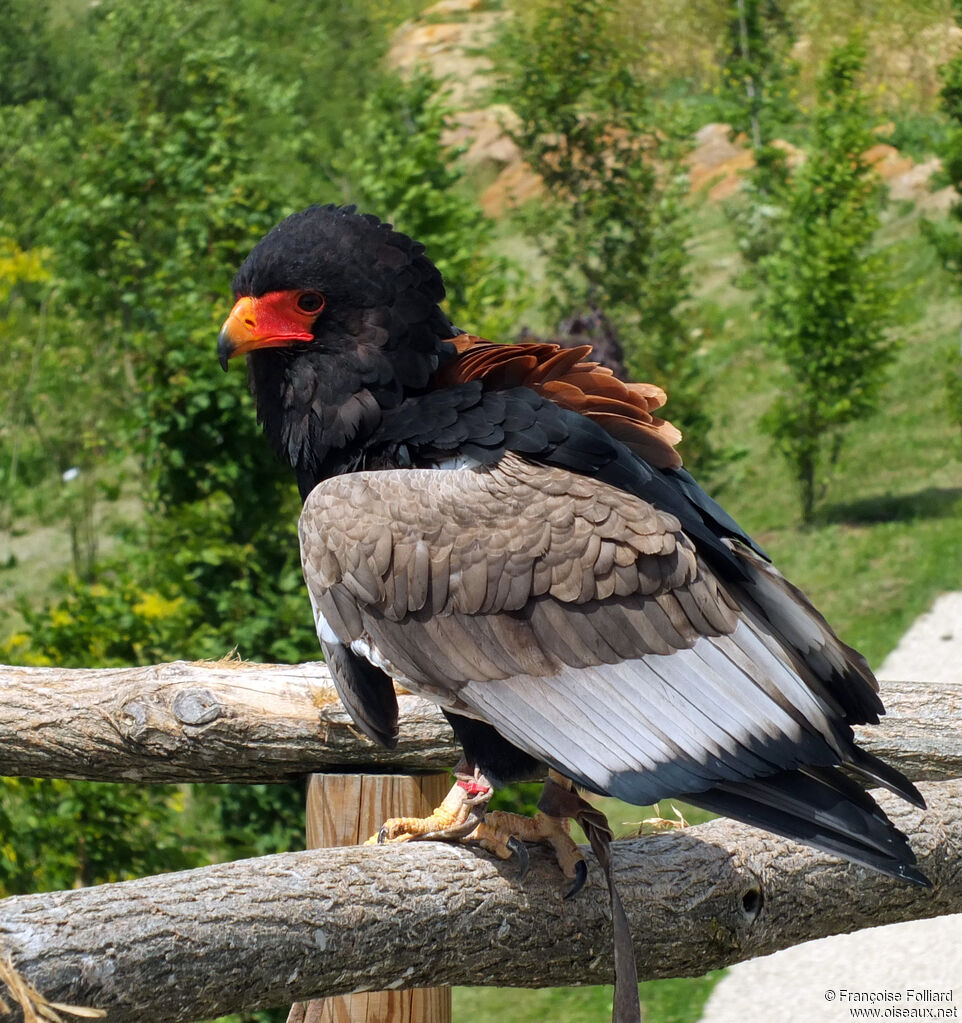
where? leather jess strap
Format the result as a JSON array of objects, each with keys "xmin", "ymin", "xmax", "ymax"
[{"xmin": 538, "ymin": 777, "xmax": 641, "ymax": 1023}]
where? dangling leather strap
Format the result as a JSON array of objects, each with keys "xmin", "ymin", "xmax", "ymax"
[{"xmin": 539, "ymin": 778, "xmax": 641, "ymax": 1023}]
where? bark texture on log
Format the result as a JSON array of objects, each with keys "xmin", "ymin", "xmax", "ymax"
[
  {"xmin": 0, "ymin": 660, "xmax": 458, "ymax": 781},
  {"xmin": 852, "ymin": 679, "xmax": 962, "ymax": 781},
  {"xmin": 0, "ymin": 781, "xmax": 958, "ymax": 1023},
  {"xmin": 0, "ymin": 664, "xmax": 958, "ymax": 783}
]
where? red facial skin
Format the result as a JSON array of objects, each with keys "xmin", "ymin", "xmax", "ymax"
[{"xmin": 218, "ymin": 290, "xmax": 325, "ymax": 364}]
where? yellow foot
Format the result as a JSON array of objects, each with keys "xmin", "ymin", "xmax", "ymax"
[
  {"xmin": 470, "ymin": 809, "xmax": 587, "ymax": 896},
  {"xmin": 363, "ymin": 773, "xmax": 493, "ymax": 845},
  {"xmin": 363, "ymin": 767, "xmax": 598, "ymax": 899}
]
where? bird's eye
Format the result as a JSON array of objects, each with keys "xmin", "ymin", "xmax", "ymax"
[{"xmin": 296, "ymin": 291, "xmax": 325, "ymax": 314}]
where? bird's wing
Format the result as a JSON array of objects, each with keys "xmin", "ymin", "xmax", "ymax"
[
  {"xmin": 434, "ymin": 336, "xmax": 683, "ymax": 469},
  {"xmin": 319, "ymin": 639, "xmax": 399, "ymax": 748},
  {"xmin": 299, "ymin": 452, "xmax": 849, "ymax": 806}
]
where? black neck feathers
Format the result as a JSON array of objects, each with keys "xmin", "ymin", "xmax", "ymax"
[{"xmin": 248, "ymin": 333, "xmax": 460, "ymax": 499}]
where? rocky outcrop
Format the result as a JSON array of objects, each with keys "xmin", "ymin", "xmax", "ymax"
[
  {"xmin": 685, "ymin": 124, "xmax": 756, "ymax": 201},
  {"xmin": 389, "ymin": 6, "xmax": 955, "ymax": 217},
  {"xmin": 389, "ymin": 4, "xmax": 501, "ymax": 109},
  {"xmin": 686, "ymin": 123, "xmax": 952, "ymax": 210},
  {"xmin": 388, "ymin": 1, "xmax": 542, "ymax": 214}
]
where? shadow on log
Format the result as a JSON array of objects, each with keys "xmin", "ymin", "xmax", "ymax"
[{"xmin": 0, "ymin": 781, "xmax": 958, "ymax": 1023}]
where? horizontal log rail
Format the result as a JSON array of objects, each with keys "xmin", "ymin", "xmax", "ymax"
[
  {"xmin": 0, "ymin": 660, "xmax": 459, "ymax": 782},
  {"xmin": 0, "ymin": 780, "xmax": 957, "ymax": 1023},
  {"xmin": 0, "ymin": 662, "xmax": 960, "ymax": 782}
]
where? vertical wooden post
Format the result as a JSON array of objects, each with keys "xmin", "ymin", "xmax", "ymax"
[{"xmin": 286, "ymin": 773, "xmax": 454, "ymax": 1023}]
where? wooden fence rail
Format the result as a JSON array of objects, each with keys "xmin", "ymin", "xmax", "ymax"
[
  {"xmin": 0, "ymin": 662, "xmax": 960, "ymax": 1022},
  {"xmin": 0, "ymin": 661, "xmax": 458, "ymax": 782},
  {"xmin": 0, "ymin": 662, "xmax": 960, "ymax": 782},
  {"xmin": 0, "ymin": 780, "xmax": 958, "ymax": 1023}
]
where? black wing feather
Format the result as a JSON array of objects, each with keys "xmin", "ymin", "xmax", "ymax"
[{"xmin": 322, "ymin": 639, "xmax": 399, "ymax": 748}]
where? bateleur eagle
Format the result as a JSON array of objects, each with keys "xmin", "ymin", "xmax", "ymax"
[{"xmin": 218, "ymin": 203, "xmax": 927, "ymax": 1018}]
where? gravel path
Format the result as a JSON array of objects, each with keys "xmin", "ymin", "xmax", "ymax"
[{"xmin": 699, "ymin": 592, "xmax": 962, "ymax": 1023}]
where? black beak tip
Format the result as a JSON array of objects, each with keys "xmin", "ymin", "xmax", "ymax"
[{"xmin": 217, "ymin": 329, "xmax": 235, "ymax": 372}]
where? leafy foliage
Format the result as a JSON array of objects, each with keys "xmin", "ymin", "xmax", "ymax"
[
  {"xmin": 922, "ymin": 23, "xmax": 962, "ymax": 278},
  {"xmin": 716, "ymin": 0, "xmax": 798, "ymax": 151},
  {"xmin": 342, "ymin": 70, "xmax": 521, "ymax": 338},
  {"xmin": 0, "ymin": 778, "xmax": 204, "ymax": 895},
  {"xmin": 718, "ymin": 0, "xmax": 799, "ymax": 275},
  {"xmin": 756, "ymin": 38, "xmax": 898, "ymax": 521},
  {"xmin": 0, "ymin": 0, "xmax": 72, "ymax": 108},
  {"xmin": 494, "ymin": 0, "xmax": 719, "ymax": 471},
  {"xmin": 0, "ymin": 240, "xmax": 55, "ymax": 532},
  {"xmin": 495, "ymin": 0, "xmax": 664, "ymax": 315},
  {"xmin": 933, "ymin": 9, "xmax": 962, "ymax": 443},
  {"xmin": 0, "ymin": 0, "xmax": 386, "ymax": 899},
  {"xmin": 0, "ymin": 0, "xmax": 524, "ymax": 914},
  {"xmin": 203, "ymin": 783, "xmax": 307, "ymax": 860},
  {"xmin": 2, "ymin": 0, "xmax": 319, "ymax": 669},
  {"xmin": 4, "ymin": 577, "xmax": 189, "ymax": 668}
]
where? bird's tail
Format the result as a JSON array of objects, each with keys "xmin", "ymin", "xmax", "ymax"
[{"xmin": 684, "ymin": 765, "xmax": 931, "ymax": 887}]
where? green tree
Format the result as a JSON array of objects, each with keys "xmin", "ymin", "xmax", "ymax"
[
  {"xmin": 0, "ymin": 0, "xmax": 320, "ymax": 902},
  {"xmin": 496, "ymin": 0, "xmax": 662, "ymax": 315},
  {"xmin": 0, "ymin": 241, "xmax": 52, "ymax": 532},
  {"xmin": 494, "ymin": 0, "xmax": 716, "ymax": 470},
  {"xmin": 1, "ymin": 0, "xmax": 533, "ymax": 907},
  {"xmin": 342, "ymin": 70, "xmax": 520, "ymax": 338},
  {"xmin": 0, "ymin": 778, "xmax": 204, "ymax": 895},
  {"xmin": 0, "ymin": 0, "xmax": 66, "ymax": 108},
  {"xmin": 926, "ymin": 50, "xmax": 962, "ymax": 278},
  {"xmin": 923, "ymin": 4, "xmax": 962, "ymax": 445},
  {"xmin": 757, "ymin": 38, "xmax": 897, "ymax": 522},
  {"xmin": 8, "ymin": 0, "xmax": 319, "ymax": 665},
  {"xmin": 718, "ymin": 0, "xmax": 797, "ymax": 153},
  {"xmin": 718, "ymin": 0, "xmax": 798, "ymax": 272}
]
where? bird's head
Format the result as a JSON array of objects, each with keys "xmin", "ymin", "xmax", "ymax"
[
  {"xmin": 218, "ymin": 204, "xmax": 459, "ymax": 491},
  {"xmin": 218, "ymin": 203, "xmax": 453, "ymax": 373}
]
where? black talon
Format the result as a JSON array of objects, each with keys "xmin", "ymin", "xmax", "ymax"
[
  {"xmin": 377, "ymin": 825, "xmax": 388, "ymax": 845},
  {"xmin": 564, "ymin": 859, "xmax": 588, "ymax": 899},
  {"xmin": 506, "ymin": 836, "xmax": 529, "ymax": 881}
]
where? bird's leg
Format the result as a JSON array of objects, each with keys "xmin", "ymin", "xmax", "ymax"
[
  {"xmin": 364, "ymin": 767, "xmax": 603, "ymax": 899},
  {"xmin": 364, "ymin": 760, "xmax": 493, "ymax": 844},
  {"xmin": 470, "ymin": 769, "xmax": 590, "ymax": 896}
]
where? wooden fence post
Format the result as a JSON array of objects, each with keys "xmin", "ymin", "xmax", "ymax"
[{"xmin": 287, "ymin": 773, "xmax": 454, "ymax": 1023}]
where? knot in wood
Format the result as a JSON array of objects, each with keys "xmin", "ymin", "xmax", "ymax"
[
  {"xmin": 739, "ymin": 885, "xmax": 763, "ymax": 922},
  {"xmin": 172, "ymin": 688, "xmax": 223, "ymax": 726}
]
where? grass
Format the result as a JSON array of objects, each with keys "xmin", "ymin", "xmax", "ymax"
[
  {"xmin": 690, "ymin": 199, "xmax": 962, "ymax": 667},
  {"xmin": 454, "ymin": 971, "xmax": 724, "ymax": 1023}
]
